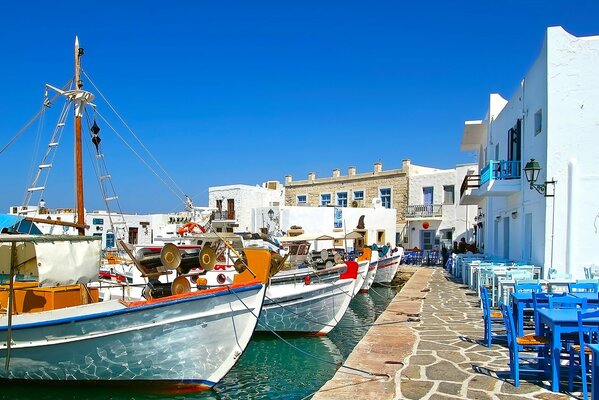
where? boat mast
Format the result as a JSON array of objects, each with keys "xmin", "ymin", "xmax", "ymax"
[{"xmin": 74, "ymin": 37, "xmax": 85, "ymax": 236}]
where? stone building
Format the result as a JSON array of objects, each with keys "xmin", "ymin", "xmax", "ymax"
[{"xmin": 284, "ymin": 160, "xmax": 413, "ymax": 244}]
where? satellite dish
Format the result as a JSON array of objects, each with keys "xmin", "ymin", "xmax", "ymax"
[
  {"xmin": 160, "ymin": 243, "xmax": 182, "ymax": 270},
  {"xmin": 199, "ymin": 247, "xmax": 216, "ymax": 271},
  {"xmin": 171, "ymin": 276, "xmax": 191, "ymax": 295}
]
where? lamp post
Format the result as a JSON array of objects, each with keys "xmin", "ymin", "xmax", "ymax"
[
  {"xmin": 523, "ymin": 158, "xmax": 557, "ymax": 274},
  {"xmin": 523, "ymin": 159, "xmax": 556, "ymax": 197}
]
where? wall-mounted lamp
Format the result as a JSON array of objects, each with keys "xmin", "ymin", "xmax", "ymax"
[
  {"xmin": 523, "ymin": 159, "xmax": 556, "ymax": 197},
  {"xmin": 511, "ymin": 211, "xmax": 518, "ymax": 219}
]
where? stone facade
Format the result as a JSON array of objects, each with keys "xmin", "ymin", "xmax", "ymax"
[{"xmin": 284, "ymin": 161, "xmax": 411, "ymax": 240}]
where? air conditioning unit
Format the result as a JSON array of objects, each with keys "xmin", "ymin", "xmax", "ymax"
[{"xmin": 372, "ymin": 197, "xmax": 382, "ymax": 208}]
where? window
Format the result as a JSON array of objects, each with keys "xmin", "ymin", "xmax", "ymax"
[
  {"xmin": 353, "ymin": 190, "xmax": 364, "ymax": 201},
  {"xmin": 380, "ymin": 188, "xmax": 391, "ymax": 208},
  {"xmin": 443, "ymin": 185, "xmax": 455, "ymax": 205},
  {"xmin": 377, "ymin": 230, "xmax": 385, "ymax": 245},
  {"xmin": 337, "ymin": 192, "xmax": 348, "ymax": 207},
  {"xmin": 93, "ymin": 218, "xmax": 104, "ymax": 225},
  {"xmin": 296, "ymin": 195, "xmax": 307, "ymax": 205},
  {"xmin": 534, "ymin": 109, "xmax": 542, "ymax": 136},
  {"xmin": 423, "ymin": 187, "xmax": 433, "ymax": 205},
  {"xmin": 320, "ymin": 193, "xmax": 331, "ymax": 206}
]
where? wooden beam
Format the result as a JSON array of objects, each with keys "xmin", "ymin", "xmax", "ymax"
[{"xmin": 24, "ymin": 217, "xmax": 87, "ymax": 230}]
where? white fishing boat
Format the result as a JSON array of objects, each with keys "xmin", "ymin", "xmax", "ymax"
[
  {"xmin": 0, "ymin": 38, "xmax": 274, "ymax": 392},
  {"xmin": 373, "ymin": 246, "xmax": 403, "ymax": 284},
  {"xmin": 359, "ymin": 247, "xmax": 379, "ymax": 293}
]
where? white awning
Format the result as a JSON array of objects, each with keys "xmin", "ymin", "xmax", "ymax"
[{"xmin": 461, "ymin": 120, "xmax": 486, "ymax": 151}]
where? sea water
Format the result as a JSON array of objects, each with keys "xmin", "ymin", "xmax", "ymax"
[{"xmin": 1, "ymin": 285, "xmax": 399, "ymax": 400}]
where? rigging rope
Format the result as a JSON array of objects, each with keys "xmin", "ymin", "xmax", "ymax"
[
  {"xmin": 81, "ymin": 70, "xmax": 189, "ymax": 204},
  {"xmin": 229, "ymin": 287, "xmax": 389, "ymax": 380},
  {"xmin": 93, "ymin": 110, "xmax": 186, "ymax": 205}
]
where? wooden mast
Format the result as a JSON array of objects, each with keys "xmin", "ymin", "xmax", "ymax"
[{"xmin": 74, "ymin": 37, "xmax": 85, "ymax": 236}]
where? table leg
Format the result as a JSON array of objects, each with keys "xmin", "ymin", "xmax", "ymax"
[{"xmin": 550, "ymin": 325, "xmax": 561, "ymax": 392}]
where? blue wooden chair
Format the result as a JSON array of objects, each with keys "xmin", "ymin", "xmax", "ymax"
[
  {"xmin": 569, "ymin": 281, "xmax": 599, "ymax": 293},
  {"xmin": 568, "ymin": 309, "xmax": 599, "ymax": 400},
  {"xmin": 480, "ymin": 286, "xmax": 505, "ymax": 347},
  {"xmin": 515, "ymin": 281, "xmax": 542, "ymax": 294},
  {"xmin": 500, "ymin": 303, "xmax": 549, "ymax": 387},
  {"xmin": 548, "ymin": 294, "xmax": 588, "ymax": 310}
]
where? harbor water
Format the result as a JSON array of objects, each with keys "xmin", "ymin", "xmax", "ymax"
[{"xmin": 1, "ymin": 285, "xmax": 400, "ymax": 400}]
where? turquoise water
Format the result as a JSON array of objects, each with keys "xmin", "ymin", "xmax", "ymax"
[{"xmin": 0, "ymin": 285, "xmax": 399, "ymax": 400}]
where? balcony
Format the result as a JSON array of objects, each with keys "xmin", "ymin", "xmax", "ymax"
[
  {"xmin": 211, "ymin": 210, "xmax": 236, "ymax": 221},
  {"xmin": 459, "ymin": 174, "xmax": 482, "ymax": 205},
  {"xmin": 406, "ymin": 204, "xmax": 443, "ymax": 220},
  {"xmin": 476, "ymin": 160, "xmax": 521, "ymax": 197}
]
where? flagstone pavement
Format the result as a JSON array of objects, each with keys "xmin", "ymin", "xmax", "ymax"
[{"xmin": 314, "ymin": 265, "xmax": 583, "ymax": 400}]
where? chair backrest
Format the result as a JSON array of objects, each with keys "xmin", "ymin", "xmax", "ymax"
[
  {"xmin": 515, "ymin": 281, "xmax": 542, "ymax": 293},
  {"xmin": 500, "ymin": 303, "xmax": 516, "ymax": 347},
  {"xmin": 506, "ymin": 270, "xmax": 533, "ymax": 281},
  {"xmin": 480, "ymin": 286, "xmax": 491, "ymax": 318},
  {"xmin": 548, "ymin": 294, "xmax": 588, "ymax": 309},
  {"xmin": 577, "ymin": 309, "xmax": 599, "ymax": 358},
  {"xmin": 584, "ymin": 266, "xmax": 592, "ymax": 279},
  {"xmin": 569, "ymin": 281, "xmax": 599, "ymax": 293},
  {"xmin": 549, "ymin": 268, "xmax": 572, "ymax": 280}
]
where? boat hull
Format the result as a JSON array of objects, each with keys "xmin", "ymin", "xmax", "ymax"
[
  {"xmin": 0, "ymin": 282, "xmax": 266, "ymax": 391},
  {"xmin": 360, "ymin": 259, "xmax": 379, "ymax": 292},
  {"xmin": 373, "ymin": 255, "xmax": 401, "ymax": 284},
  {"xmin": 257, "ymin": 266, "xmax": 356, "ymax": 335},
  {"xmin": 353, "ymin": 260, "xmax": 369, "ymax": 296}
]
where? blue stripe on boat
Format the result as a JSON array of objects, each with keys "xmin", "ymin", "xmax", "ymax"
[{"xmin": 0, "ymin": 283, "xmax": 263, "ymax": 331}]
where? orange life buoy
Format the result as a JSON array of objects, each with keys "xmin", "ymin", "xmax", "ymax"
[{"xmin": 177, "ymin": 222, "xmax": 206, "ymax": 236}]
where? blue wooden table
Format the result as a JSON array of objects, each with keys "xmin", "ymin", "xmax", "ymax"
[
  {"xmin": 536, "ymin": 308, "xmax": 599, "ymax": 392},
  {"xmin": 589, "ymin": 343, "xmax": 599, "ymax": 400},
  {"xmin": 510, "ymin": 292, "xmax": 599, "ymax": 337},
  {"xmin": 510, "ymin": 292, "xmax": 558, "ymax": 336}
]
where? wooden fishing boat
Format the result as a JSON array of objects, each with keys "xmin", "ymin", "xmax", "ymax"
[{"xmin": 0, "ymin": 38, "xmax": 273, "ymax": 392}]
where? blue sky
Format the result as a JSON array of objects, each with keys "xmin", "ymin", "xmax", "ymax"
[{"xmin": 0, "ymin": 1, "xmax": 598, "ymax": 214}]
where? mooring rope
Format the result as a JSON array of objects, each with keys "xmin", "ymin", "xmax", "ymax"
[{"xmin": 229, "ymin": 287, "xmax": 390, "ymax": 380}]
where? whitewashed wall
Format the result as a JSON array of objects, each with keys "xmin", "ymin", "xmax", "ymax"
[
  {"xmin": 252, "ymin": 205, "xmax": 397, "ymax": 251},
  {"xmin": 209, "ymin": 184, "xmax": 285, "ymax": 232},
  {"xmin": 475, "ymin": 26, "xmax": 599, "ymax": 278}
]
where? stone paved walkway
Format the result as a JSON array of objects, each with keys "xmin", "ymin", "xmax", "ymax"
[{"xmin": 396, "ymin": 266, "xmax": 575, "ymax": 400}]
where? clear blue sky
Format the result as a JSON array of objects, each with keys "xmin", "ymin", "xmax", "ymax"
[{"xmin": 0, "ymin": 1, "xmax": 597, "ymax": 214}]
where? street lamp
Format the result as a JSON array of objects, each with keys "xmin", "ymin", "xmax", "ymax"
[{"xmin": 523, "ymin": 159, "xmax": 556, "ymax": 197}]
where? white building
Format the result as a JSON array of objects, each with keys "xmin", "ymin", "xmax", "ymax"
[
  {"xmin": 208, "ymin": 181, "xmax": 285, "ymax": 232},
  {"xmin": 460, "ymin": 26, "xmax": 599, "ymax": 278},
  {"xmin": 406, "ymin": 164, "xmax": 478, "ymax": 251},
  {"xmin": 8, "ymin": 205, "xmax": 211, "ymax": 248},
  {"xmin": 251, "ymin": 204, "xmax": 397, "ymax": 252}
]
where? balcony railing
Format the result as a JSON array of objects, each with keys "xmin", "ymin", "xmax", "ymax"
[
  {"xmin": 480, "ymin": 160, "xmax": 521, "ymax": 185},
  {"xmin": 211, "ymin": 210, "xmax": 236, "ymax": 221},
  {"xmin": 406, "ymin": 204, "xmax": 443, "ymax": 219},
  {"xmin": 460, "ymin": 174, "xmax": 481, "ymax": 198}
]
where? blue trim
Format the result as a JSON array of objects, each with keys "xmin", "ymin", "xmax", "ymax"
[{"xmin": 0, "ymin": 283, "xmax": 263, "ymax": 332}]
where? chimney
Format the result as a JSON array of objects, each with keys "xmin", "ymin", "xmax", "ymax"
[
  {"xmin": 374, "ymin": 162, "xmax": 382, "ymax": 173},
  {"xmin": 348, "ymin": 166, "xmax": 356, "ymax": 176},
  {"xmin": 402, "ymin": 159, "xmax": 411, "ymax": 169},
  {"xmin": 332, "ymin": 168, "xmax": 340, "ymax": 178},
  {"xmin": 285, "ymin": 175, "xmax": 292, "ymax": 185},
  {"xmin": 308, "ymin": 172, "xmax": 316, "ymax": 181}
]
